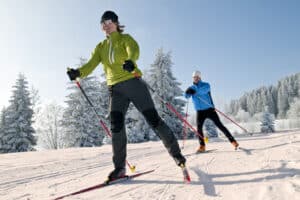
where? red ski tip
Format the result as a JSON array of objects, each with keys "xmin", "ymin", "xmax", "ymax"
[
  {"xmin": 184, "ymin": 176, "xmax": 191, "ymax": 183},
  {"xmin": 180, "ymin": 164, "xmax": 191, "ymax": 184}
]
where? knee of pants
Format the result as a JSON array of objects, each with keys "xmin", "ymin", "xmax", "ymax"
[
  {"xmin": 142, "ymin": 109, "xmax": 161, "ymax": 128},
  {"xmin": 110, "ymin": 111, "xmax": 124, "ymax": 133}
]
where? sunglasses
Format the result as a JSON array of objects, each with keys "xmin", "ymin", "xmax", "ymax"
[{"xmin": 101, "ymin": 19, "xmax": 113, "ymax": 26}]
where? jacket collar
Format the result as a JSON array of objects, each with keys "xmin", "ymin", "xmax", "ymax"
[
  {"xmin": 193, "ymin": 80, "xmax": 203, "ymax": 86},
  {"xmin": 107, "ymin": 31, "xmax": 121, "ymax": 40}
]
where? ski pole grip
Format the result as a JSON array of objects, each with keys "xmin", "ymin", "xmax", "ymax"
[{"xmin": 67, "ymin": 67, "xmax": 81, "ymax": 82}]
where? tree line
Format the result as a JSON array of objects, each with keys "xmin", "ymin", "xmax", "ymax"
[
  {"xmin": 0, "ymin": 49, "xmax": 186, "ymax": 152},
  {"xmin": 226, "ymin": 72, "xmax": 300, "ymax": 119}
]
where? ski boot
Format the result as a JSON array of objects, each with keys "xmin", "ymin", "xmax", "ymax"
[
  {"xmin": 231, "ymin": 141, "xmax": 239, "ymax": 150},
  {"xmin": 196, "ymin": 145, "xmax": 206, "ymax": 153},
  {"xmin": 107, "ymin": 167, "xmax": 126, "ymax": 182}
]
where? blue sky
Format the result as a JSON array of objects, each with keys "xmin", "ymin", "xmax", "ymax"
[{"xmin": 0, "ymin": 0, "xmax": 299, "ymax": 109}]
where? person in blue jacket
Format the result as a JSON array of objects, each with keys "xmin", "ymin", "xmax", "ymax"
[{"xmin": 184, "ymin": 71, "xmax": 239, "ymax": 153}]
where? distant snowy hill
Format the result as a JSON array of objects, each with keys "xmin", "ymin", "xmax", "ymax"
[{"xmin": 0, "ymin": 130, "xmax": 299, "ymax": 200}]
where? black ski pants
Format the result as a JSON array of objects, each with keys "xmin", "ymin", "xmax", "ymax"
[
  {"xmin": 196, "ymin": 108, "xmax": 236, "ymax": 145},
  {"xmin": 109, "ymin": 78, "xmax": 185, "ymax": 169}
]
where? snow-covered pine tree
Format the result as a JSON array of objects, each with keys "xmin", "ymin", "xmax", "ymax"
[
  {"xmin": 239, "ymin": 95, "xmax": 248, "ymax": 112},
  {"xmin": 260, "ymin": 87, "xmax": 269, "ymax": 112},
  {"xmin": 61, "ymin": 58, "xmax": 109, "ymax": 147},
  {"xmin": 235, "ymin": 109, "xmax": 251, "ymax": 122},
  {"xmin": 226, "ymin": 100, "xmax": 239, "ymax": 116},
  {"xmin": 204, "ymin": 119, "xmax": 218, "ymax": 138},
  {"xmin": 266, "ymin": 86, "xmax": 277, "ymax": 115},
  {"xmin": 0, "ymin": 108, "xmax": 4, "ymax": 131},
  {"xmin": 269, "ymin": 86, "xmax": 278, "ymax": 116},
  {"xmin": 287, "ymin": 98, "xmax": 300, "ymax": 119},
  {"xmin": 260, "ymin": 109, "xmax": 275, "ymax": 133},
  {"xmin": 287, "ymin": 98, "xmax": 300, "ymax": 128},
  {"xmin": 61, "ymin": 75, "xmax": 108, "ymax": 147},
  {"xmin": 287, "ymin": 74, "xmax": 299, "ymax": 106},
  {"xmin": 0, "ymin": 74, "xmax": 36, "ymax": 153},
  {"xmin": 227, "ymin": 73, "xmax": 299, "ymax": 118},
  {"xmin": 0, "ymin": 107, "xmax": 8, "ymax": 152},
  {"xmin": 147, "ymin": 48, "xmax": 185, "ymax": 139},
  {"xmin": 277, "ymin": 80, "xmax": 289, "ymax": 118}
]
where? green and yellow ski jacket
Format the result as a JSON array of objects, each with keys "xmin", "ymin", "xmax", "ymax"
[{"xmin": 78, "ymin": 31, "xmax": 142, "ymax": 85}]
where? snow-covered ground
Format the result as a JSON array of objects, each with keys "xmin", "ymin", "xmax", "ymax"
[{"xmin": 1, "ymin": 130, "xmax": 299, "ymax": 200}]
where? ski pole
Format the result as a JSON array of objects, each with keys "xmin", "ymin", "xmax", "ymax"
[
  {"xmin": 196, "ymin": 96, "xmax": 249, "ymax": 134},
  {"xmin": 181, "ymin": 100, "xmax": 189, "ymax": 149},
  {"xmin": 131, "ymin": 71, "xmax": 205, "ymax": 140},
  {"xmin": 74, "ymin": 79, "xmax": 136, "ymax": 172}
]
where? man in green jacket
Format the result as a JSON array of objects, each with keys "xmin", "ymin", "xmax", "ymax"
[{"xmin": 67, "ymin": 11, "xmax": 186, "ymax": 181}]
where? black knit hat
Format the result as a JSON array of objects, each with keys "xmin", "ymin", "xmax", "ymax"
[{"xmin": 101, "ymin": 11, "xmax": 118, "ymax": 23}]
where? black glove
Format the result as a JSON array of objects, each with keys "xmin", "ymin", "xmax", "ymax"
[
  {"xmin": 67, "ymin": 68, "xmax": 80, "ymax": 81},
  {"xmin": 185, "ymin": 88, "xmax": 196, "ymax": 95},
  {"xmin": 122, "ymin": 60, "xmax": 135, "ymax": 72}
]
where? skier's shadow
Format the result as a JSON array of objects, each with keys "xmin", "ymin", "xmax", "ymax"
[
  {"xmin": 124, "ymin": 163, "xmax": 299, "ymax": 197},
  {"xmin": 190, "ymin": 162, "xmax": 299, "ymax": 197},
  {"xmin": 238, "ymin": 147, "xmax": 252, "ymax": 155},
  {"xmin": 184, "ymin": 149, "xmax": 218, "ymax": 157}
]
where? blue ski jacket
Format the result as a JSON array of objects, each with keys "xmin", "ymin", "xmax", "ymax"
[{"xmin": 184, "ymin": 81, "xmax": 215, "ymax": 111}]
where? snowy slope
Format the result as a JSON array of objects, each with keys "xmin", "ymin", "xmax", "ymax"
[{"xmin": 0, "ymin": 130, "xmax": 299, "ymax": 200}]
